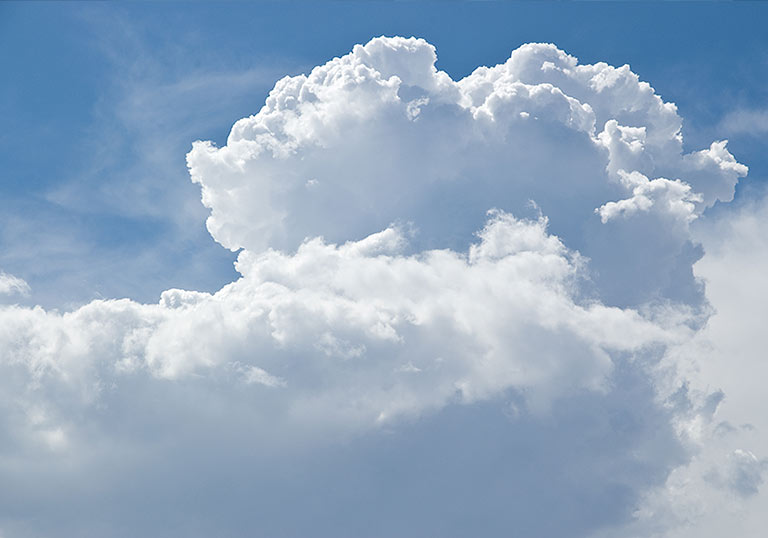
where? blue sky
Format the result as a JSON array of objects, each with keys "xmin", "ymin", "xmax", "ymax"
[{"xmin": 2, "ymin": 3, "xmax": 768, "ymax": 537}]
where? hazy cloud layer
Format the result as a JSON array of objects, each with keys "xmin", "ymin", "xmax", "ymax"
[{"xmin": 0, "ymin": 37, "xmax": 761, "ymax": 537}]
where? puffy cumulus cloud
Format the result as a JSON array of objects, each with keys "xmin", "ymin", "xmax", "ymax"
[
  {"xmin": 0, "ymin": 213, "xmax": 682, "ymax": 438},
  {"xmin": 0, "ymin": 37, "xmax": 756, "ymax": 537},
  {"xmin": 187, "ymin": 36, "xmax": 745, "ymax": 308},
  {"xmin": 595, "ymin": 170, "xmax": 701, "ymax": 224},
  {"xmin": 0, "ymin": 212, "xmax": 691, "ymax": 537}
]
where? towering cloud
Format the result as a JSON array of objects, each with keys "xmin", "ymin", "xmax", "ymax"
[
  {"xmin": 0, "ymin": 37, "xmax": 760, "ymax": 537},
  {"xmin": 188, "ymin": 37, "xmax": 745, "ymax": 308}
]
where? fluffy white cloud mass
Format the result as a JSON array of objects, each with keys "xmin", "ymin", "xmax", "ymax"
[{"xmin": 1, "ymin": 37, "xmax": 762, "ymax": 537}]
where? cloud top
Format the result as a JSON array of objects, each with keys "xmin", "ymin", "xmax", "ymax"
[{"xmin": 188, "ymin": 36, "xmax": 744, "ymax": 253}]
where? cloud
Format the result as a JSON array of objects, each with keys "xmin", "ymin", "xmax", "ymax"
[
  {"xmin": 0, "ymin": 37, "xmax": 756, "ymax": 537},
  {"xmin": 0, "ymin": 214, "xmax": 691, "ymax": 537},
  {"xmin": 187, "ymin": 37, "xmax": 745, "ymax": 309},
  {"xmin": 0, "ymin": 271, "xmax": 29, "ymax": 296},
  {"xmin": 677, "ymin": 191, "xmax": 768, "ymax": 535},
  {"xmin": 600, "ymin": 188, "xmax": 768, "ymax": 538},
  {"xmin": 706, "ymin": 449, "xmax": 768, "ymax": 498},
  {"xmin": 720, "ymin": 107, "xmax": 768, "ymax": 135},
  {"xmin": 0, "ymin": 213, "xmax": 681, "ymax": 431},
  {"xmin": 595, "ymin": 170, "xmax": 701, "ymax": 224}
]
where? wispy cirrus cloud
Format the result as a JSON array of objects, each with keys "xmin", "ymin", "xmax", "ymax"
[{"xmin": 720, "ymin": 107, "xmax": 768, "ymax": 136}]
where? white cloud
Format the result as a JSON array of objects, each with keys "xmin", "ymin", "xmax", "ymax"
[
  {"xmin": 0, "ymin": 213, "xmax": 682, "ymax": 432},
  {"xmin": 190, "ymin": 38, "xmax": 733, "ymax": 257},
  {"xmin": 0, "ymin": 37, "xmax": 758, "ymax": 537},
  {"xmin": 596, "ymin": 170, "xmax": 701, "ymax": 224},
  {"xmin": 608, "ymin": 190, "xmax": 768, "ymax": 538},
  {"xmin": 0, "ymin": 271, "xmax": 30, "ymax": 296},
  {"xmin": 720, "ymin": 107, "xmax": 768, "ymax": 135},
  {"xmin": 187, "ymin": 36, "xmax": 744, "ymax": 310}
]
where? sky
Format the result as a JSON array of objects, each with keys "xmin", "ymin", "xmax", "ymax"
[{"xmin": 1, "ymin": 2, "xmax": 768, "ymax": 537}]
